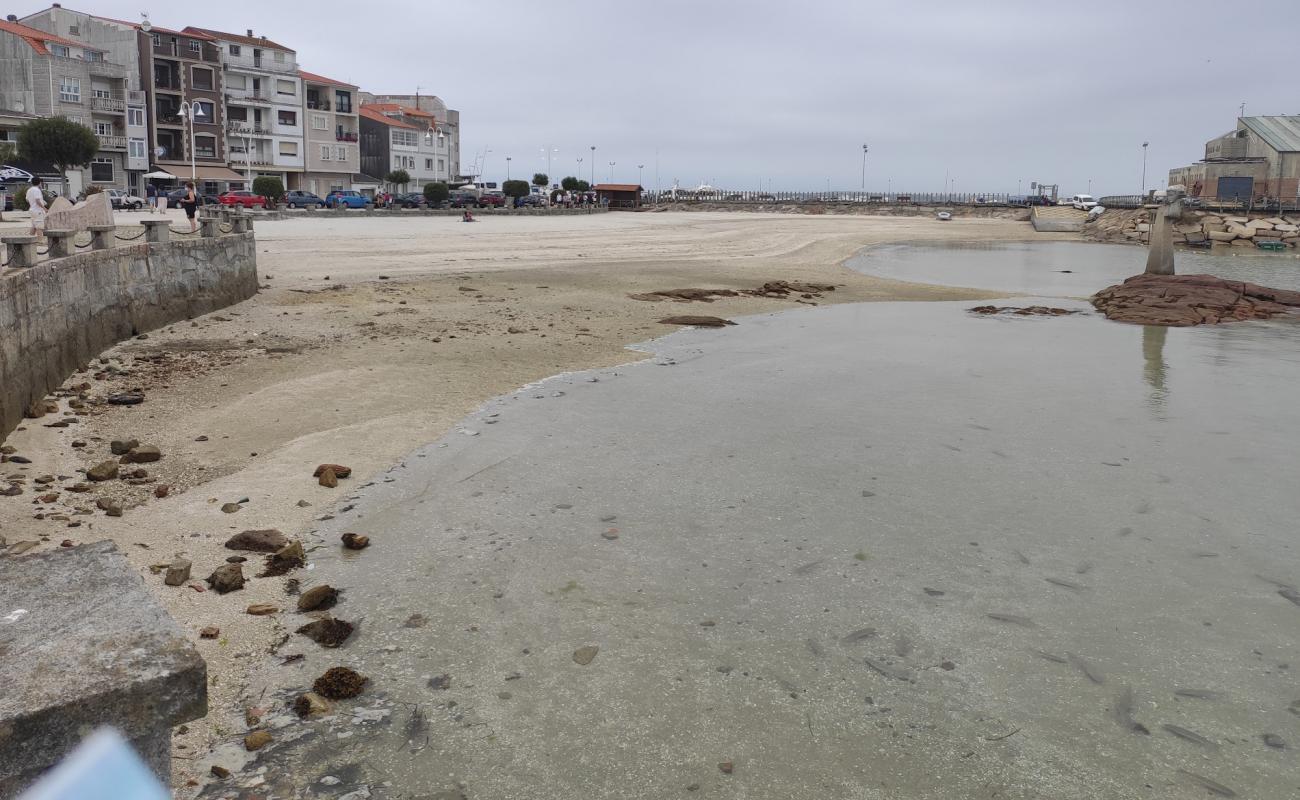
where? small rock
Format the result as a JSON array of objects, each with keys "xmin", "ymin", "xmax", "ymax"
[
  {"xmin": 657, "ymin": 315, "xmax": 736, "ymax": 328},
  {"xmin": 225, "ymin": 528, "xmax": 287, "ymax": 552},
  {"xmin": 86, "ymin": 461, "xmax": 119, "ymax": 482},
  {"xmin": 297, "ymin": 617, "xmax": 355, "ymax": 647},
  {"xmin": 297, "ymin": 584, "xmax": 339, "ymax": 612},
  {"xmin": 318, "ymin": 467, "xmax": 339, "ymax": 488},
  {"xmin": 497, "ymin": 691, "xmax": 512, "ymax": 700},
  {"xmin": 106, "ymin": 393, "xmax": 144, "ymax": 405},
  {"xmin": 313, "ymin": 463, "xmax": 352, "ymax": 479},
  {"xmin": 38, "ymin": 492, "xmax": 60, "ymax": 503},
  {"xmin": 210, "ymin": 765, "xmax": 231, "ymax": 779},
  {"xmin": 341, "ymin": 532, "xmax": 370, "ymax": 550},
  {"xmin": 296, "ymin": 499, "xmax": 311, "ymax": 507},
  {"xmin": 1263, "ymin": 733, "xmax": 1286, "ymax": 749},
  {"xmin": 427, "ymin": 673, "xmax": 451, "ymax": 690},
  {"xmin": 206, "ymin": 563, "xmax": 245, "ymax": 593},
  {"xmin": 122, "ymin": 444, "xmax": 161, "ymax": 464},
  {"xmin": 243, "ymin": 730, "xmax": 272, "ymax": 751},
  {"xmin": 154, "ymin": 485, "xmax": 170, "ymax": 498},
  {"xmin": 95, "ymin": 498, "xmax": 122, "ymax": 517},
  {"xmin": 226, "ymin": 555, "xmax": 246, "ymax": 563},
  {"xmin": 59, "ymin": 539, "xmax": 73, "ymax": 547},
  {"xmin": 293, "ymin": 691, "xmax": 332, "ymax": 718},
  {"xmin": 573, "ymin": 645, "xmax": 599, "ymax": 665},
  {"xmin": 313, "ymin": 666, "xmax": 367, "ymax": 699},
  {"xmin": 110, "ymin": 438, "xmax": 139, "ymax": 455},
  {"xmin": 195, "ymin": 435, "xmax": 209, "ymax": 442},
  {"xmin": 220, "ymin": 502, "xmax": 241, "ymax": 513},
  {"xmin": 403, "ymin": 613, "xmax": 427, "ymax": 628},
  {"xmin": 0, "ymin": 485, "xmax": 22, "ymax": 496},
  {"xmin": 164, "ymin": 559, "xmax": 192, "ymax": 586},
  {"xmin": 8, "ymin": 455, "xmax": 31, "ymax": 464},
  {"xmin": 718, "ymin": 761, "xmax": 734, "ymax": 775},
  {"xmin": 199, "ymin": 626, "xmax": 220, "ymax": 639},
  {"xmin": 260, "ymin": 540, "xmax": 305, "ymax": 576},
  {"xmin": 246, "ymin": 604, "xmax": 279, "ymax": 616},
  {"xmin": 601, "ymin": 529, "xmax": 619, "ymax": 540}
]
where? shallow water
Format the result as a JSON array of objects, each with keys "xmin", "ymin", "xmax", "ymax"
[
  {"xmin": 848, "ymin": 240, "xmax": 1300, "ymax": 296},
  {"xmin": 239, "ymin": 290, "xmax": 1300, "ymax": 799}
]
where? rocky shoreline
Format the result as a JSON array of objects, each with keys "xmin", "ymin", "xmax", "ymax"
[
  {"xmin": 1091, "ymin": 273, "xmax": 1300, "ymax": 326},
  {"xmin": 1085, "ymin": 207, "xmax": 1300, "ymax": 249}
]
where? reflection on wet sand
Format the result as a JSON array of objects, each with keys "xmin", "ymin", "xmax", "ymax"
[{"xmin": 1142, "ymin": 324, "xmax": 1168, "ymax": 412}]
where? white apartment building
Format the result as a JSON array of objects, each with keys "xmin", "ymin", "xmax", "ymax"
[
  {"xmin": 359, "ymin": 102, "xmax": 453, "ymax": 191},
  {"xmin": 299, "ymin": 69, "xmax": 358, "ymax": 195},
  {"xmin": 185, "ymin": 26, "xmax": 303, "ymax": 189}
]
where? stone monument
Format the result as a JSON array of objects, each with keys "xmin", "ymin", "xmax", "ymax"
[
  {"xmin": 1144, "ymin": 188, "xmax": 1185, "ymax": 276},
  {"xmin": 45, "ymin": 191, "xmax": 113, "ymax": 233}
]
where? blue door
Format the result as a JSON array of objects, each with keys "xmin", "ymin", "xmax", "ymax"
[{"xmin": 1216, "ymin": 176, "xmax": 1253, "ymax": 201}]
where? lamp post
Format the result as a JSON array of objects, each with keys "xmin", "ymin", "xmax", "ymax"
[
  {"xmin": 637, "ymin": 163, "xmax": 644, "ymax": 188},
  {"xmin": 541, "ymin": 146, "xmax": 557, "ymax": 179},
  {"xmin": 1141, "ymin": 141, "xmax": 1149, "ymax": 196},
  {"xmin": 506, "ymin": 156, "xmax": 511, "ymax": 180},
  {"xmin": 576, "ymin": 157, "xmax": 583, "ymax": 182},
  {"xmin": 590, "ymin": 145, "xmax": 595, "ymax": 184},
  {"xmin": 178, "ymin": 99, "xmax": 206, "ymax": 184},
  {"xmin": 608, "ymin": 161, "xmax": 615, "ymax": 182},
  {"xmin": 861, "ymin": 143, "xmax": 868, "ymax": 190}
]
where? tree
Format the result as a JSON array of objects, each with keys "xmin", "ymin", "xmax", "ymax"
[
  {"xmin": 384, "ymin": 169, "xmax": 411, "ymax": 190},
  {"xmin": 532, "ymin": 172, "xmax": 548, "ymax": 189},
  {"xmin": 575, "ymin": 179, "xmax": 591, "ymax": 193},
  {"xmin": 17, "ymin": 116, "xmax": 98, "ymax": 190},
  {"xmin": 560, "ymin": 176, "xmax": 579, "ymax": 191},
  {"xmin": 252, "ymin": 176, "xmax": 284, "ymax": 206},
  {"xmin": 502, "ymin": 179, "xmax": 530, "ymax": 199},
  {"xmin": 423, "ymin": 181, "xmax": 450, "ymax": 206}
]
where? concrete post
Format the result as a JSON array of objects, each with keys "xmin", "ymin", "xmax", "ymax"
[
  {"xmin": 199, "ymin": 216, "xmax": 219, "ymax": 239},
  {"xmin": 1, "ymin": 235, "xmax": 38, "ymax": 268},
  {"xmin": 1144, "ymin": 191, "xmax": 1185, "ymax": 276},
  {"xmin": 239, "ymin": 211, "xmax": 254, "ymax": 232},
  {"xmin": 140, "ymin": 219, "xmax": 171, "ymax": 244},
  {"xmin": 88, "ymin": 224, "xmax": 116, "ymax": 251},
  {"xmin": 231, "ymin": 214, "xmax": 247, "ymax": 234},
  {"xmin": 43, "ymin": 228, "xmax": 74, "ymax": 259}
]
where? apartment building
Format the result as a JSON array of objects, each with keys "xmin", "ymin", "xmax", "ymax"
[
  {"xmin": 359, "ymin": 92, "xmax": 459, "ymax": 184},
  {"xmin": 185, "ymin": 27, "xmax": 303, "ymax": 190},
  {"xmin": 358, "ymin": 102, "xmax": 455, "ymax": 191},
  {"xmin": 0, "ymin": 15, "xmax": 140, "ymax": 194},
  {"xmin": 18, "ymin": 6, "xmax": 151, "ymax": 193},
  {"xmin": 299, "ymin": 70, "xmax": 359, "ymax": 195}
]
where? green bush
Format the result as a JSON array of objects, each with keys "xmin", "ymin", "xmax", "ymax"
[
  {"xmin": 560, "ymin": 176, "xmax": 579, "ymax": 191},
  {"xmin": 252, "ymin": 176, "xmax": 284, "ymax": 205},
  {"xmin": 423, "ymin": 181, "xmax": 449, "ymax": 205},
  {"xmin": 502, "ymin": 179, "xmax": 530, "ymax": 199},
  {"xmin": 532, "ymin": 173, "xmax": 548, "ymax": 188},
  {"xmin": 384, "ymin": 169, "xmax": 410, "ymax": 189}
]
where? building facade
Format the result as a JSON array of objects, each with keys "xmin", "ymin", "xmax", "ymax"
[
  {"xmin": 299, "ymin": 70, "xmax": 359, "ymax": 195},
  {"xmin": 0, "ymin": 16, "xmax": 139, "ymax": 194},
  {"xmin": 359, "ymin": 92, "xmax": 459, "ymax": 184},
  {"xmin": 185, "ymin": 27, "xmax": 303, "ymax": 190},
  {"xmin": 1170, "ymin": 116, "xmax": 1300, "ymax": 202}
]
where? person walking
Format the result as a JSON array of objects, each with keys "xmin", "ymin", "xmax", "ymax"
[
  {"xmin": 181, "ymin": 181, "xmax": 199, "ymax": 233},
  {"xmin": 25, "ymin": 177, "xmax": 47, "ymax": 241},
  {"xmin": 145, "ymin": 182, "xmax": 157, "ymax": 214}
]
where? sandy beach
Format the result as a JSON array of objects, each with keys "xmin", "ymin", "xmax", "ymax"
[{"xmin": 0, "ymin": 210, "xmax": 1060, "ymax": 789}]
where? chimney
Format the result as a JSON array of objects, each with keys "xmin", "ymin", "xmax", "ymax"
[{"xmin": 246, "ymin": 28, "xmax": 253, "ymax": 37}]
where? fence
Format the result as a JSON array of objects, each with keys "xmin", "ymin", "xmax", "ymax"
[
  {"xmin": 643, "ymin": 190, "xmax": 1018, "ymax": 206},
  {"xmin": 1099, "ymin": 194, "xmax": 1300, "ymax": 214}
]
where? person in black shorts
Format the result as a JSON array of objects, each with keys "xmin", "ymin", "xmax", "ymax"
[{"xmin": 182, "ymin": 181, "xmax": 198, "ymax": 232}]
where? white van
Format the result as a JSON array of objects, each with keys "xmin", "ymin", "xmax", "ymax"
[{"xmin": 1071, "ymin": 194, "xmax": 1097, "ymax": 210}]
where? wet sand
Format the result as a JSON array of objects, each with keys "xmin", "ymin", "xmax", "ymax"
[{"xmin": 0, "ymin": 211, "xmax": 1056, "ymax": 790}]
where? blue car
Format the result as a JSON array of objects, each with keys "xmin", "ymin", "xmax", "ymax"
[{"xmin": 325, "ymin": 189, "xmax": 368, "ymax": 209}]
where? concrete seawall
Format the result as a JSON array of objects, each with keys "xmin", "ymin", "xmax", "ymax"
[{"xmin": 0, "ymin": 233, "xmax": 258, "ymax": 437}]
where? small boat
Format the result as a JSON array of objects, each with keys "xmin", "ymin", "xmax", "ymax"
[{"xmin": 936, "ymin": 210, "xmax": 952, "ymax": 221}]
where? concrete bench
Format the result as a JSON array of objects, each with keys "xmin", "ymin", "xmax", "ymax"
[{"xmin": 0, "ymin": 541, "xmax": 207, "ymax": 798}]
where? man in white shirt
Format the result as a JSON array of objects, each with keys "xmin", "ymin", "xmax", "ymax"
[{"xmin": 25, "ymin": 177, "xmax": 47, "ymax": 240}]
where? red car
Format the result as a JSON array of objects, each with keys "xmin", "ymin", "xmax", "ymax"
[
  {"xmin": 477, "ymin": 191, "xmax": 507, "ymax": 208},
  {"xmin": 218, "ymin": 190, "xmax": 268, "ymax": 209}
]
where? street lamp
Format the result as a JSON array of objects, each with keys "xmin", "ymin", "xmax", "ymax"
[
  {"xmin": 861, "ymin": 143, "xmax": 868, "ymax": 190},
  {"xmin": 506, "ymin": 156, "xmax": 511, "ymax": 180},
  {"xmin": 637, "ymin": 163, "xmax": 644, "ymax": 187},
  {"xmin": 590, "ymin": 145, "xmax": 596, "ymax": 184},
  {"xmin": 1141, "ymin": 141, "xmax": 1149, "ymax": 196},
  {"xmin": 608, "ymin": 161, "xmax": 615, "ymax": 182},
  {"xmin": 178, "ymin": 99, "xmax": 206, "ymax": 183},
  {"xmin": 576, "ymin": 156, "xmax": 583, "ymax": 181},
  {"xmin": 541, "ymin": 146, "xmax": 558, "ymax": 179}
]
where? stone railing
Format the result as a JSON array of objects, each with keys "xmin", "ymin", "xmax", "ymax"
[{"xmin": 0, "ymin": 212, "xmax": 258, "ymax": 436}]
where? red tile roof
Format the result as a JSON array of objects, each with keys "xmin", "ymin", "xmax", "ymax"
[
  {"xmin": 298, "ymin": 69, "xmax": 357, "ymax": 90},
  {"xmin": 364, "ymin": 102, "xmax": 436, "ymax": 119},
  {"xmin": 183, "ymin": 26, "xmax": 291, "ymax": 51},
  {"xmin": 359, "ymin": 106, "xmax": 419, "ymax": 129},
  {"xmin": 0, "ymin": 18, "xmax": 96, "ymax": 56},
  {"xmin": 594, "ymin": 184, "xmax": 643, "ymax": 192}
]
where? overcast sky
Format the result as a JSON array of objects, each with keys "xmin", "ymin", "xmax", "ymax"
[{"xmin": 52, "ymin": 0, "xmax": 1300, "ymax": 194}]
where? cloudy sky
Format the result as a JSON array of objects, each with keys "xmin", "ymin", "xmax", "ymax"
[{"xmin": 47, "ymin": 0, "xmax": 1300, "ymax": 194}]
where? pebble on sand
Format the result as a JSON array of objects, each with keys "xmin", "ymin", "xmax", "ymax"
[
  {"xmin": 243, "ymin": 730, "xmax": 273, "ymax": 751},
  {"xmin": 206, "ymin": 563, "xmax": 245, "ymax": 593},
  {"xmin": 313, "ymin": 666, "xmax": 368, "ymax": 699},
  {"xmin": 341, "ymin": 532, "xmax": 370, "ymax": 550},
  {"xmin": 297, "ymin": 584, "xmax": 339, "ymax": 612},
  {"xmin": 573, "ymin": 645, "xmax": 599, "ymax": 665}
]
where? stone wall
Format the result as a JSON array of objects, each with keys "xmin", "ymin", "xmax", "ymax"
[
  {"xmin": 0, "ymin": 233, "xmax": 258, "ymax": 437},
  {"xmin": 1084, "ymin": 208, "xmax": 1300, "ymax": 248}
]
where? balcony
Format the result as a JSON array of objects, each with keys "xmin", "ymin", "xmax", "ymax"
[
  {"xmin": 90, "ymin": 96, "xmax": 126, "ymax": 113},
  {"xmin": 153, "ymin": 41, "xmax": 221, "ymax": 63},
  {"xmin": 226, "ymin": 88, "xmax": 272, "ymax": 104},
  {"xmin": 127, "ymin": 90, "xmax": 146, "ymax": 106},
  {"xmin": 154, "ymin": 75, "xmax": 182, "ymax": 91},
  {"xmin": 306, "ymin": 99, "xmax": 331, "ymax": 111},
  {"xmin": 155, "ymin": 112, "xmax": 183, "ymax": 127},
  {"xmin": 228, "ymin": 123, "xmax": 271, "ymax": 137},
  {"xmin": 96, "ymin": 134, "xmax": 127, "ymax": 150},
  {"xmin": 336, "ymin": 131, "xmax": 358, "ymax": 142}
]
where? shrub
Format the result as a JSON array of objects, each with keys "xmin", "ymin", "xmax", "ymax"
[
  {"xmin": 423, "ymin": 181, "xmax": 449, "ymax": 205},
  {"xmin": 502, "ymin": 179, "xmax": 530, "ymax": 199},
  {"xmin": 532, "ymin": 172, "xmax": 548, "ymax": 188},
  {"xmin": 384, "ymin": 169, "xmax": 410, "ymax": 189},
  {"xmin": 252, "ymin": 176, "xmax": 285, "ymax": 205}
]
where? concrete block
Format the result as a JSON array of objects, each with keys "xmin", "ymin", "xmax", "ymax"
[{"xmin": 0, "ymin": 541, "xmax": 206, "ymax": 797}]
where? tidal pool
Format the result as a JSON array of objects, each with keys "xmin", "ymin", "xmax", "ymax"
[
  {"xmin": 229, "ymin": 256, "xmax": 1300, "ymax": 799},
  {"xmin": 849, "ymin": 240, "xmax": 1300, "ymax": 296}
]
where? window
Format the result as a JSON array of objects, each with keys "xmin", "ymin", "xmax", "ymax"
[
  {"xmin": 392, "ymin": 129, "xmax": 417, "ymax": 147},
  {"xmin": 151, "ymin": 33, "xmax": 160, "ymax": 46},
  {"xmin": 227, "ymin": 106, "xmax": 247, "ymax": 122},
  {"xmin": 438, "ymin": 158, "xmax": 445, "ymax": 172},
  {"xmin": 93, "ymin": 121, "xmax": 113, "ymax": 136},
  {"xmin": 425, "ymin": 158, "xmax": 433, "ymax": 170},
  {"xmin": 92, "ymin": 86, "xmax": 111, "ymax": 99},
  {"xmin": 277, "ymin": 110, "xmax": 296, "ymax": 126},
  {"xmin": 226, "ymin": 73, "xmax": 246, "ymax": 89},
  {"xmin": 279, "ymin": 141, "xmax": 297, "ymax": 156},
  {"xmin": 194, "ymin": 135, "xmax": 216, "ymax": 158},
  {"xmin": 90, "ymin": 158, "xmax": 114, "ymax": 182},
  {"xmin": 191, "ymin": 67, "xmax": 213, "ymax": 90},
  {"xmin": 59, "ymin": 77, "xmax": 81, "ymax": 103},
  {"xmin": 85, "ymin": 50, "xmax": 103, "ymax": 62},
  {"xmin": 194, "ymin": 101, "xmax": 215, "ymax": 122},
  {"xmin": 50, "ymin": 44, "xmax": 70, "ymax": 57},
  {"xmin": 128, "ymin": 108, "xmax": 144, "ymax": 126},
  {"xmin": 187, "ymin": 39, "xmax": 201, "ymax": 52},
  {"xmin": 334, "ymin": 90, "xmax": 351, "ymax": 113},
  {"xmin": 229, "ymin": 44, "xmax": 241, "ymax": 56},
  {"xmin": 274, "ymin": 51, "xmax": 285, "ymax": 62},
  {"xmin": 276, "ymin": 79, "xmax": 295, "ymax": 96},
  {"xmin": 128, "ymin": 138, "xmax": 146, "ymax": 158},
  {"xmin": 320, "ymin": 145, "xmax": 331, "ymax": 161},
  {"xmin": 311, "ymin": 114, "xmax": 327, "ymax": 131},
  {"xmin": 334, "ymin": 145, "xmax": 346, "ymax": 161}
]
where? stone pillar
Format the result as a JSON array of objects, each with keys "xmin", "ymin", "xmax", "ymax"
[
  {"xmin": 1145, "ymin": 192, "xmax": 1184, "ymax": 276},
  {"xmin": 43, "ymin": 228, "xmax": 74, "ymax": 259},
  {"xmin": 240, "ymin": 212, "xmax": 254, "ymax": 232},
  {"xmin": 140, "ymin": 219, "xmax": 171, "ymax": 243},
  {"xmin": 1, "ymin": 235, "xmax": 38, "ymax": 268},
  {"xmin": 88, "ymin": 224, "xmax": 116, "ymax": 251},
  {"xmin": 231, "ymin": 213, "xmax": 247, "ymax": 234},
  {"xmin": 199, "ymin": 216, "xmax": 219, "ymax": 239},
  {"xmin": 0, "ymin": 541, "xmax": 206, "ymax": 797}
]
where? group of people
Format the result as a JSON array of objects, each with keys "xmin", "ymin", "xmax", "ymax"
[
  {"xmin": 20, "ymin": 177, "xmax": 202, "ymax": 242},
  {"xmin": 550, "ymin": 191, "xmax": 600, "ymax": 208}
]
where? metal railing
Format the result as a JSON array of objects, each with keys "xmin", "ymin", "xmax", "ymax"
[
  {"xmin": 226, "ymin": 88, "xmax": 273, "ymax": 103},
  {"xmin": 1099, "ymin": 194, "xmax": 1300, "ymax": 213},
  {"xmin": 90, "ymin": 96, "xmax": 125, "ymax": 112},
  {"xmin": 642, "ymin": 190, "xmax": 1019, "ymax": 206},
  {"xmin": 228, "ymin": 124, "xmax": 270, "ymax": 136},
  {"xmin": 336, "ymin": 132, "xmax": 358, "ymax": 142},
  {"xmin": 96, "ymin": 134, "xmax": 127, "ymax": 150}
]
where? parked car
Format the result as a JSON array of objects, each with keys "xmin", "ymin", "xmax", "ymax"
[
  {"xmin": 283, "ymin": 190, "xmax": 324, "ymax": 209},
  {"xmin": 325, "ymin": 190, "xmax": 367, "ymax": 209},
  {"xmin": 936, "ymin": 210, "xmax": 953, "ymax": 221},
  {"xmin": 448, "ymin": 192, "xmax": 479, "ymax": 208},
  {"xmin": 1070, "ymin": 193, "xmax": 1097, "ymax": 210},
  {"xmin": 106, "ymin": 188, "xmax": 145, "ymax": 210},
  {"xmin": 219, "ymin": 190, "xmax": 268, "ymax": 209},
  {"xmin": 517, "ymin": 194, "xmax": 547, "ymax": 207},
  {"xmin": 477, "ymin": 191, "xmax": 507, "ymax": 208},
  {"xmin": 392, "ymin": 192, "xmax": 427, "ymax": 209},
  {"xmin": 165, "ymin": 188, "xmax": 219, "ymax": 208}
]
